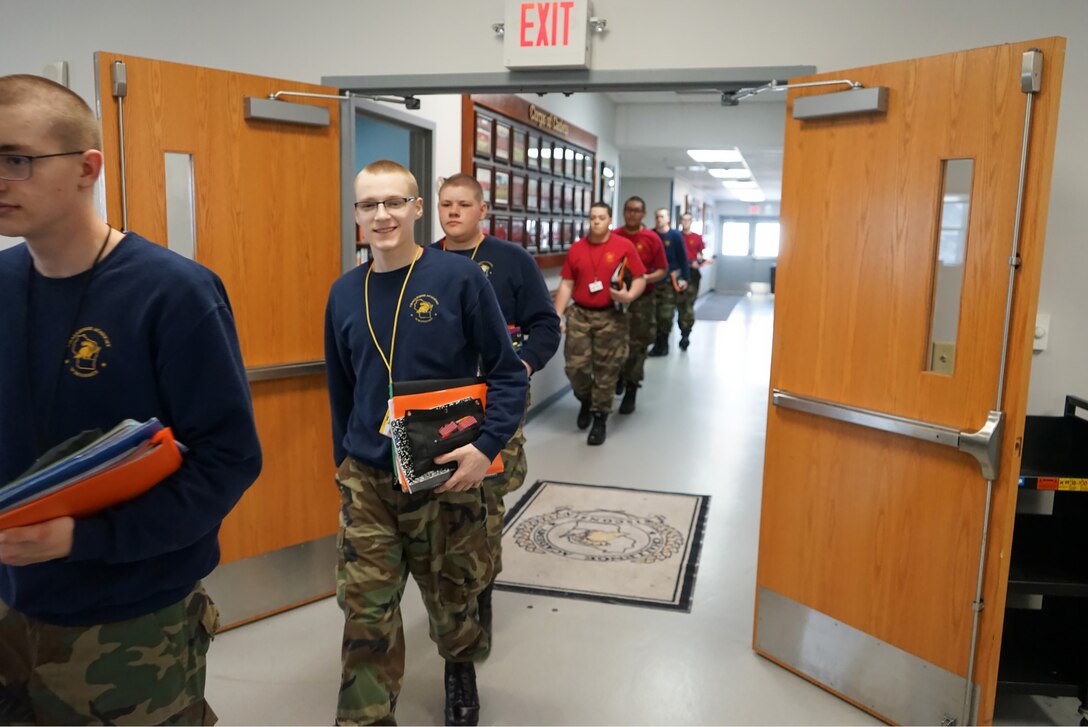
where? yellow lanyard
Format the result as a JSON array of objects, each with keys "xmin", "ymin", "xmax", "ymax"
[
  {"xmin": 442, "ymin": 235, "xmax": 483, "ymax": 261},
  {"xmin": 365, "ymin": 246, "xmax": 422, "ymax": 386}
]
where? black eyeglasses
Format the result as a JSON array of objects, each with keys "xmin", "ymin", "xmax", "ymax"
[
  {"xmin": 0, "ymin": 151, "xmax": 86, "ymax": 181},
  {"xmin": 354, "ymin": 197, "xmax": 418, "ymax": 213}
]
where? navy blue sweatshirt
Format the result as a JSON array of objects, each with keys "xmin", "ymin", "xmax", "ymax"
[
  {"xmin": 431, "ymin": 235, "xmax": 561, "ymax": 374},
  {"xmin": 0, "ymin": 234, "xmax": 262, "ymax": 626},
  {"xmin": 324, "ymin": 246, "xmax": 529, "ymax": 470},
  {"xmin": 656, "ymin": 228, "xmax": 692, "ymax": 281}
]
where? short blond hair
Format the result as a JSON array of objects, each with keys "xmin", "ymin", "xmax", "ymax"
[
  {"xmin": 357, "ymin": 159, "xmax": 419, "ymax": 197},
  {"xmin": 0, "ymin": 74, "xmax": 102, "ymax": 151},
  {"xmin": 438, "ymin": 173, "xmax": 484, "ymax": 203}
]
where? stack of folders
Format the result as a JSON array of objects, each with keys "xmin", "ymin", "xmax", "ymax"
[
  {"xmin": 388, "ymin": 378, "xmax": 503, "ymax": 494},
  {"xmin": 611, "ymin": 258, "xmax": 632, "ymax": 312},
  {"xmin": 0, "ymin": 419, "xmax": 183, "ymax": 529}
]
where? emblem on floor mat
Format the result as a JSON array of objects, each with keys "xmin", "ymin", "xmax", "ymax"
[{"xmin": 513, "ymin": 507, "xmax": 683, "ymax": 563}]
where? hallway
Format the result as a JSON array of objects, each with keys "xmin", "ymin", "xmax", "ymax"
[{"xmin": 203, "ymin": 294, "xmax": 1074, "ymax": 725}]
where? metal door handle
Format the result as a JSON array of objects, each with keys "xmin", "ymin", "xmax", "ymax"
[{"xmin": 772, "ymin": 389, "xmax": 1003, "ymax": 480}]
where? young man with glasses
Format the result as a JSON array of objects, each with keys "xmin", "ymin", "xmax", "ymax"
[
  {"xmin": 0, "ymin": 74, "xmax": 262, "ymax": 725},
  {"xmin": 677, "ymin": 212, "xmax": 707, "ymax": 350},
  {"xmin": 554, "ymin": 202, "xmax": 647, "ymax": 445},
  {"xmin": 431, "ymin": 173, "xmax": 560, "ymax": 646},
  {"xmin": 649, "ymin": 208, "xmax": 691, "ymax": 356},
  {"xmin": 613, "ymin": 196, "xmax": 668, "ymax": 414},
  {"xmin": 325, "ymin": 161, "xmax": 528, "ymax": 726}
]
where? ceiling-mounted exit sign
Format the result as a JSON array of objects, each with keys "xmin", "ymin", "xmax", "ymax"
[{"xmin": 504, "ymin": 0, "xmax": 591, "ymax": 70}]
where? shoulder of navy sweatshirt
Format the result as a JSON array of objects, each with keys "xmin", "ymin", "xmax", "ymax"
[
  {"xmin": 656, "ymin": 228, "xmax": 691, "ymax": 280},
  {"xmin": 324, "ymin": 246, "xmax": 528, "ymax": 471},
  {"xmin": 0, "ymin": 234, "xmax": 262, "ymax": 626},
  {"xmin": 429, "ymin": 236, "xmax": 561, "ymax": 374}
]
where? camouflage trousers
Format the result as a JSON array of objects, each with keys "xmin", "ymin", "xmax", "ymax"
[
  {"xmin": 654, "ymin": 284, "xmax": 678, "ymax": 339},
  {"xmin": 677, "ymin": 268, "xmax": 701, "ymax": 334},
  {"xmin": 485, "ymin": 392, "xmax": 530, "ymax": 577},
  {"xmin": 335, "ymin": 457, "xmax": 492, "ymax": 726},
  {"xmin": 563, "ymin": 304, "xmax": 629, "ymax": 413},
  {"xmin": 0, "ymin": 585, "xmax": 219, "ymax": 726},
  {"xmin": 621, "ymin": 292, "xmax": 657, "ymax": 385}
]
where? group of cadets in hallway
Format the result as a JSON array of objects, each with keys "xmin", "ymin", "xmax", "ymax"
[
  {"xmin": 555, "ymin": 196, "xmax": 707, "ymax": 446},
  {"xmin": 0, "ymin": 72, "xmax": 707, "ymax": 727}
]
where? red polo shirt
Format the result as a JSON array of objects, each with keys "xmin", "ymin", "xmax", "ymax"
[
  {"xmin": 683, "ymin": 231, "xmax": 705, "ymax": 263},
  {"xmin": 615, "ymin": 226, "xmax": 668, "ymax": 291},
  {"xmin": 561, "ymin": 233, "xmax": 647, "ymax": 308}
]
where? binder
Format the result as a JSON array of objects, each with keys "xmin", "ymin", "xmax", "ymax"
[
  {"xmin": 0, "ymin": 427, "xmax": 182, "ymax": 529},
  {"xmin": 388, "ymin": 378, "xmax": 503, "ymax": 493}
]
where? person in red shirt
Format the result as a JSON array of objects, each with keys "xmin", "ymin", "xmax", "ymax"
[
  {"xmin": 554, "ymin": 202, "xmax": 647, "ymax": 445},
  {"xmin": 613, "ymin": 196, "xmax": 667, "ymax": 414},
  {"xmin": 678, "ymin": 212, "xmax": 708, "ymax": 350}
]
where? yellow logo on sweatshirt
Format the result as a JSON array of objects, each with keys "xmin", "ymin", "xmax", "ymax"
[
  {"xmin": 409, "ymin": 294, "xmax": 439, "ymax": 323},
  {"xmin": 66, "ymin": 327, "xmax": 112, "ymax": 378}
]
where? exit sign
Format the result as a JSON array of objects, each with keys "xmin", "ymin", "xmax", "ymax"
[{"xmin": 504, "ymin": 0, "xmax": 591, "ymax": 70}]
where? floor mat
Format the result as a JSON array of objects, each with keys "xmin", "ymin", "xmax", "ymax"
[
  {"xmin": 695, "ymin": 293, "xmax": 744, "ymax": 321},
  {"xmin": 495, "ymin": 480, "xmax": 710, "ymax": 611}
]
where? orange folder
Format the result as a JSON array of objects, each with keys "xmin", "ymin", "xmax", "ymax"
[
  {"xmin": 0, "ymin": 428, "xmax": 182, "ymax": 529},
  {"xmin": 389, "ymin": 381, "xmax": 502, "ymax": 493}
]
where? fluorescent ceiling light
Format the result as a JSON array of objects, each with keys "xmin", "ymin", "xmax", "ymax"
[
  {"xmin": 708, "ymin": 168, "xmax": 751, "ymax": 179},
  {"xmin": 687, "ymin": 149, "xmax": 744, "ymax": 163},
  {"xmin": 735, "ymin": 190, "xmax": 766, "ymax": 202},
  {"xmin": 723, "ymin": 180, "xmax": 760, "ymax": 189}
]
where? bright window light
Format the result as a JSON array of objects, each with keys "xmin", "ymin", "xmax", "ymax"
[
  {"xmin": 687, "ymin": 149, "xmax": 744, "ymax": 163},
  {"xmin": 722, "ymin": 221, "xmax": 750, "ymax": 256},
  {"xmin": 754, "ymin": 222, "xmax": 780, "ymax": 258}
]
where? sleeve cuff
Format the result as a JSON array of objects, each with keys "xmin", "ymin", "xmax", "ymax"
[
  {"xmin": 473, "ymin": 433, "xmax": 504, "ymax": 462},
  {"xmin": 67, "ymin": 517, "xmax": 110, "ymax": 563}
]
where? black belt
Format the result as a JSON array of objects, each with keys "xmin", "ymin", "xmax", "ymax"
[{"xmin": 574, "ymin": 303, "xmax": 616, "ymax": 311}]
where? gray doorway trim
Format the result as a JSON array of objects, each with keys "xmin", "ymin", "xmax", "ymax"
[
  {"xmin": 322, "ymin": 66, "xmax": 816, "ymax": 96},
  {"xmin": 340, "ymin": 97, "xmax": 436, "ymax": 273}
]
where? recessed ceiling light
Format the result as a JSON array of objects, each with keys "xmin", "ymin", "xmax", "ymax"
[
  {"xmin": 687, "ymin": 149, "xmax": 744, "ymax": 163},
  {"xmin": 708, "ymin": 168, "xmax": 752, "ymax": 179},
  {"xmin": 735, "ymin": 190, "xmax": 766, "ymax": 203},
  {"xmin": 723, "ymin": 180, "xmax": 759, "ymax": 189}
]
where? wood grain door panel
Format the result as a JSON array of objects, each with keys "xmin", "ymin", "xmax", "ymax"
[
  {"xmin": 96, "ymin": 52, "xmax": 342, "ymax": 565},
  {"xmin": 755, "ymin": 37, "xmax": 1064, "ymax": 725}
]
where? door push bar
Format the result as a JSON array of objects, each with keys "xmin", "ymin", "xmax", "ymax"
[{"xmin": 772, "ymin": 390, "xmax": 1004, "ymax": 481}]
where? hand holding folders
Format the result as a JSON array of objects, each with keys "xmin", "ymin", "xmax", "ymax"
[
  {"xmin": 387, "ymin": 378, "xmax": 503, "ymax": 494},
  {"xmin": 0, "ymin": 419, "xmax": 183, "ymax": 529}
]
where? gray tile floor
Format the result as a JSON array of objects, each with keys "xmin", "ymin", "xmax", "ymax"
[{"xmin": 204, "ymin": 294, "xmax": 1082, "ymax": 725}]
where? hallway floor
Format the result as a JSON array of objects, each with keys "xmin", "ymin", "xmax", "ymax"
[{"xmin": 204, "ymin": 294, "xmax": 1079, "ymax": 725}]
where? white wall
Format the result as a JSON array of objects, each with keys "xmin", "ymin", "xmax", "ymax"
[
  {"xmin": 3, "ymin": 0, "xmax": 1085, "ymax": 413},
  {"xmin": 617, "ymin": 177, "xmax": 672, "ymax": 219}
]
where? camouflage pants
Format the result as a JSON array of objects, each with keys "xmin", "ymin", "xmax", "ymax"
[
  {"xmin": 677, "ymin": 268, "xmax": 701, "ymax": 334},
  {"xmin": 654, "ymin": 284, "xmax": 678, "ymax": 339},
  {"xmin": 0, "ymin": 585, "xmax": 219, "ymax": 726},
  {"xmin": 621, "ymin": 292, "xmax": 656, "ymax": 385},
  {"xmin": 563, "ymin": 304, "xmax": 629, "ymax": 413},
  {"xmin": 335, "ymin": 457, "xmax": 492, "ymax": 726},
  {"xmin": 485, "ymin": 392, "xmax": 530, "ymax": 577}
]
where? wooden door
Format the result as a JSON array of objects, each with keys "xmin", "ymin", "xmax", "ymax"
[
  {"xmin": 754, "ymin": 38, "xmax": 1065, "ymax": 725},
  {"xmin": 95, "ymin": 53, "xmax": 342, "ymax": 568}
]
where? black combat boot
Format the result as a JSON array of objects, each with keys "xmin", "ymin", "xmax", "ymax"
[
  {"xmin": 679, "ymin": 331, "xmax": 691, "ymax": 351},
  {"xmin": 444, "ymin": 661, "xmax": 480, "ymax": 726},
  {"xmin": 576, "ymin": 398, "xmax": 592, "ymax": 429},
  {"xmin": 587, "ymin": 412, "xmax": 608, "ymax": 445},
  {"xmin": 615, "ymin": 377, "xmax": 626, "ymax": 396},
  {"xmin": 477, "ymin": 582, "xmax": 493, "ymax": 642},
  {"xmin": 619, "ymin": 383, "xmax": 639, "ymax": 414},
  {"xmin": 648, "ymin": 334, "xmax": 668, "ymax": 357}
]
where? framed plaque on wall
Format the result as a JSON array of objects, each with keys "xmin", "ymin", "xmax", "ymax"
[{"xmin": 475, "ymin": 116, "xmax": 493, "ymax": 158}]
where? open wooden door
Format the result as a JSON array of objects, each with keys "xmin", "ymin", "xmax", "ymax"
[
  {"xmin": 95, "ymin": 53, "xmax": 343, "ymax": 624},
  {"xmin": 754, "ymin": 38, "xmax": 1065, "ymax": 725}
]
